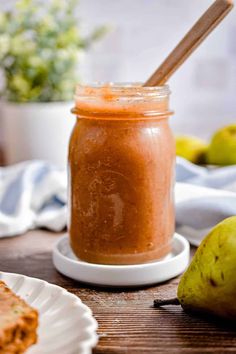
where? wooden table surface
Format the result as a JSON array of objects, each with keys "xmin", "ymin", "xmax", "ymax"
[{"xmin": 0, "ymin": 230, "xmax": 236, "ymax": 353}]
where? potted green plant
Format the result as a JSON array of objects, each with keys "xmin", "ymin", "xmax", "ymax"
[{"xmin": 0, "ymin": 0, "xmax": 106, "ymax": 167}]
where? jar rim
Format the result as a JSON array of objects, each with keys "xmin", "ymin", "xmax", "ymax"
[
  {"xmin": 75, "ymin": 82, "xmax": 170, "ymax": 100},
  {"xmin": 73, "ymin": 82, "xmax": 172, "ymax": 119}
]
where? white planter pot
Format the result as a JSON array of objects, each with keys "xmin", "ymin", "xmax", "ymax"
[{"xmin": 0, "ymin": 101, "xmax": 76, "ymax": 169}]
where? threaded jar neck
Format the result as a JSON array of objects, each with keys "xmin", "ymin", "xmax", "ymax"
[{"xmin": 72, "ymin": 82, "xmax": 173, "ymax": 119}]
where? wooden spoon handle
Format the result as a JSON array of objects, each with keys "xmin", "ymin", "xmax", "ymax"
[{"xmin": 144, "ymin": 0, "xmax": 233, "ymax": 87}]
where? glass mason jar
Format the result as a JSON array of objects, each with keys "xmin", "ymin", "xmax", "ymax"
[{"xmin": 69, "ymin": 83, "xmax": 175, "ymax": 265}]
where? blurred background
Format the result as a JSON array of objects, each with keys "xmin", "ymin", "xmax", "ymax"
[
  {"xmin": 0, "ymin": 0, "xmax": 235, "ymax": 167},
  {"xmin": 81, "ymin": 0, "xmax": 236, "ymax": 138}
]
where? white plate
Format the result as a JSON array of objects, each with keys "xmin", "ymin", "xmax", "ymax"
[
  {"xmin": 0, "ymin": 272, "xmax": 98, "ymax": 354},
  {"xmin": 53, "ymin": 233, "xmax": 190, "ymax": 287}
]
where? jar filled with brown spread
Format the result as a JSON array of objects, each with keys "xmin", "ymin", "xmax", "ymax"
[{"xmin": 69, "ymin": 83, "xmax": 175, "ymax": 265}]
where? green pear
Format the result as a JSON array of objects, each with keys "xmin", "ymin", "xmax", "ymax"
[
  {"xmin": 154, "ymin": 216, "xmax": 236, "ymax": 320},
  {"xmin": 176, "ymin": 135, "xmax": 208, "ymax": 164},
  {"xmin": 207, "ymin": 124, "xmax": 236, "ymax": 165}
]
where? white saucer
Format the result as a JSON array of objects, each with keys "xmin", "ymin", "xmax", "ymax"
[{"xmin": 53, "ymin": 233, "xmax": 190, "ymax": 287}]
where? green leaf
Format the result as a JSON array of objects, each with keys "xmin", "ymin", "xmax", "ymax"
[{"xmin": 0, "ymin": 0, "xmax": 107, "ymax": 102}]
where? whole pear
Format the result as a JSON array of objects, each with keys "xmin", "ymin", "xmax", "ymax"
[
  {"xmin": 207, "ymin": 124, "xmax": 236, "ymax": 165},
  {"xmin": 176, "ymin": 135, "xmax": 208, "ymax": 164},
  {"xmin": 154, "ymin": 216, "xmax": 236, "ymax": 320}
]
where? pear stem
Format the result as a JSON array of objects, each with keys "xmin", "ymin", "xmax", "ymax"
[{"xmin": 154, "ymin": 298, "xmax": 180, "ymax": 307}]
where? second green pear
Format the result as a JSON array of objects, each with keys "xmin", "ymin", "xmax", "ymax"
[
  {"xmin": 207, "ymin": 124, "xmax": 236, "ymax": 165},
  {"xmin": 176, "ymin": 135, "xmax": 208, "ymax": 164}
]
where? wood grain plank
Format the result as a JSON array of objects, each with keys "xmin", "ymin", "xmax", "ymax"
[{"xmin": 0, "ymin": 230, "xmax": 236, "ymax": 353}]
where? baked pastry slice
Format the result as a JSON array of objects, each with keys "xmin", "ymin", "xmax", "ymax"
[{"xmin": 0, "ymin": 280, "xmax": 38, "ymax": 354}]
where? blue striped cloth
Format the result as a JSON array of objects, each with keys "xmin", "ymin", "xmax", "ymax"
[
  {"xmin": 0, "ymin": 157, "xmax": 236, "ymax": 245},
  {"xmin": 0, "ymin": 161, "xmax": 67, "ymax": 237}
]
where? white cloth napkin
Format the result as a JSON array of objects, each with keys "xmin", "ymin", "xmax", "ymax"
[
  {"xmin": 0, "ymin": 158, "xmax": 236, "ymax": 246},
  {"xmin": 175, "ymin": 182, "xmax": 236, "ymax": 246},
  {"xmin": 0, "ymin": 161, "xmax": 67, "ymax": 237},
  {"xmin": 175, "ymin": 157, "xmax": 236, "ymax": 245}
]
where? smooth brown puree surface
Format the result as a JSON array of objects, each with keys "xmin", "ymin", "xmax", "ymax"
[{"xmin": 69, "ymin": 91, "xmax": 175, "ymax": 265}]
